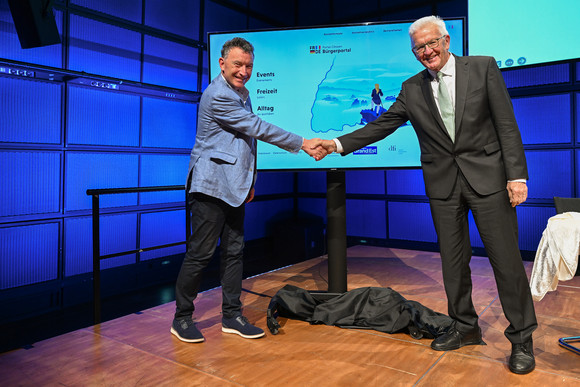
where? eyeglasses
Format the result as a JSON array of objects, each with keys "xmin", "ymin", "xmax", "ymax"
[{"xmin": 412, "ymin": 35, "xmax": 446, "ymax": 54}]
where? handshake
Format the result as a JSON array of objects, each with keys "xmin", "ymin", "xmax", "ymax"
[{"xmin": 301, "ymin": 138, "xmax": 337, "ymax": 161}]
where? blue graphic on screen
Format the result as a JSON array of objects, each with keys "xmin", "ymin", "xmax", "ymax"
[{"xmin": 208, "ymin": 19, "xmax": 464, "ymax": 170}]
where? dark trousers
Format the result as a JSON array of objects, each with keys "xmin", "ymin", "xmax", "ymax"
[
  {"xmin": 429, "ymin": 173, "xmax": 537, "ymax": 344},
  {"xmin": 174, "ymin": 193, "xmax": 245, "ymax": 320}
]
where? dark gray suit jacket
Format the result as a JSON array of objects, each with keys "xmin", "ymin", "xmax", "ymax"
[{"xmin": 338, "ymin": 55, "xmax": 527, "ymax": 200}]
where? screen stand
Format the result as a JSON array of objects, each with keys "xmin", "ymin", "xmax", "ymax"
[{"xmin": 309, "ymin": 170, "xmax": 347, "ymax": 301}]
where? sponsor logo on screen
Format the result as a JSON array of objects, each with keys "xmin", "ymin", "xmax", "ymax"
[{"xmin": 353, "ymin": 146, "xmax": 377, "ymax": 155}]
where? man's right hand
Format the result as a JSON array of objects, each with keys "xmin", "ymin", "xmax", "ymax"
[
  {"xmin": 301, "ymin": 138, "xmax": 323, "ymax": 160},
  {"xmin": 302, "ymin": 138, "xmax": 338, "ymax": 161},
  {"xmin": 320, "ymin": 139, "xmax": 337, "ymax": 154}
]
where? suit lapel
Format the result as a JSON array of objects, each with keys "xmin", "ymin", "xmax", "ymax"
[{"xmin": 454, "ymin": 55, "xmax": 469, "ymax": 142}]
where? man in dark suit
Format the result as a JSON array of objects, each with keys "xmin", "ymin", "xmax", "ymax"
[{"xmin": 319, "ymin": 16, "xmax": 537, "ymax": 374}]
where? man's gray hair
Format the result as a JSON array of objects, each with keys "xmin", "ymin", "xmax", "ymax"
[
  {"xmin": 221, "ymin": 37, "xmax": 254, "ymax": 58},
  {"xmin": 408, "ymin": 15, "xmax": 449, "ymax": 37}
]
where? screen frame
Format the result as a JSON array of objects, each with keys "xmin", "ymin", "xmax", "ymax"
[{"xmin": 207, "ymin": 17, "xmax": 466, "ymax": 172}]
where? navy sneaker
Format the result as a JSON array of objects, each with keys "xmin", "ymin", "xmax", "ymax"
[
  {"xmin": 222, "ymin": 315, "xmax": 265, "ymax": 339},
  {"xmin": 170, "ymin": 318, "xmax": 204, "ymax": 343}
]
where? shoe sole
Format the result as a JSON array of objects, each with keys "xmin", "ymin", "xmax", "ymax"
[
  {"xmin": 170, "ymin": 327, "xmax": 204, "ymax": 343},
  {"xmin": 431, "ymin": 338, "xmax": 486, "ymax": 351},
  {"xmin": 508, "ymin": 364, "xmax": 535, "ymax": 375},
  {"xmin": 222, "ymin": 326, "xmax": 265, "ymax": 339}
]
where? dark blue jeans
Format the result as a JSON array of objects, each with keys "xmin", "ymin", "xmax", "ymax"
[{"xmin": 174, "ymin": 193, "xmax": 245, "ymax": 320}]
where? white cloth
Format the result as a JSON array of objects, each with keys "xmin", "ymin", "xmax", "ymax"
[{"xmin": 530, "ymin": 212, "xmax": 580, "ymax": 301}]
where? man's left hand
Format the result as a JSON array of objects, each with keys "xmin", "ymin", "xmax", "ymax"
[
  {"xmin": 246, "ymin": 187, "xmax": 255, "ymax": 203},
  {"xmin": 507, "ymin": 181, "xmax": 528, "ymax": 207}
]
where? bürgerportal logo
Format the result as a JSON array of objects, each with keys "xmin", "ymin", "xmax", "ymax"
[{"xmin": 309, "ymin": 45, "xmax": 352, "ymax": 55}]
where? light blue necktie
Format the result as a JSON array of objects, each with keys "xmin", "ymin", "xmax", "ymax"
[{"xmin": 437, "ymin": 71, "xmax": 455, "ymax": 142}]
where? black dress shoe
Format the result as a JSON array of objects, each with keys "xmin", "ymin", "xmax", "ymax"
[
  {"xmin": 431, "ymin": 324, "xmax": 485, "ymax": 351},
  {"xmin": 509, "ymin": 340, "xmax": 535, "ymax": 374}
]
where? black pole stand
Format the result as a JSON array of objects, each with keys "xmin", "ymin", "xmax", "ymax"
[{"xmin": 309, "ymin": 170, "xmax": 348, "ymax": 301}]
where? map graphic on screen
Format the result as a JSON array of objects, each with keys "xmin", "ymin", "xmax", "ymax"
[{"xmin": 208, "ymin": 19, "xmax": 464, "ymax": 171}]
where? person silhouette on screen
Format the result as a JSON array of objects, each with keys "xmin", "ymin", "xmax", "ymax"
[
  {"xmin": 171, "ymin": 37, "xmax": 324, "ymax": 344},
  {"xmin": 371, "ymin": 83, "xmax": 383, "ymax": 114},
  {"xmin": 317, "ymin": 15, "xmax": 537, "ymax": 375}
]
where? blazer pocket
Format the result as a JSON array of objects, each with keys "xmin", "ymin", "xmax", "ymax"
[
  {"xmin": 466, "ymin": 87, "xmax": 483, "ymax": 100},
  {"xmin": 483, "ymin": 141, "xmax": 500, "ymax": 155},
  {"xmin": 210, "ymin": 151, "xmax": 237, "ymax": 165},
  {"xmin": 421, "ymin": 153, "xmax": 433, "ymax": 163}
]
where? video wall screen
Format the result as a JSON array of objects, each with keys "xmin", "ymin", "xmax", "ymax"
[
  {"xmin": 468, "ymin": 0, "xmax": 580, "ymax": 69},
  {"xmin": 208, "ymin": 18, "xmax": 465, "ymax": 171}
]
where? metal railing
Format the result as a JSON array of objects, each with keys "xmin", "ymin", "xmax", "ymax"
[{"xmin": 86, "ymin": 185, "xmax": 187, "ymax": 324}]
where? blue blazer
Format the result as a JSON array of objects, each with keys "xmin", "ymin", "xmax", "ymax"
[{"xmin": 188, "ymin": 75, "xmax": 303, "ymax": 207}]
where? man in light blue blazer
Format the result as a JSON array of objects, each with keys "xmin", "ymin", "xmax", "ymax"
[{"xmin": 171, "ymin": 37, "xmax": 323, "ymax": 343}]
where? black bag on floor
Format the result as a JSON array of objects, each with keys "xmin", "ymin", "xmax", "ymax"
[{"xmin": 266, "ymin": 284, "xmax": 453, "ymax": 339}]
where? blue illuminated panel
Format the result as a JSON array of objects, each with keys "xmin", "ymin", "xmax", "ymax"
[
  {"xmin": 0, "ymin": 222, "xmax": 59, "ymax": 289},
  {"xmin": 0, "ymin": 5, "xmax": 62, "ymax": 68},
  {"xmin": 502, "ymin": 63, "xmax": 569, "ymax": 88},
  {"xmin": 249, "ymin": 17, "xmax": 274, "ymax": 31},
  {"xmin": 347, "ymin": 199, "xmax": 386, "ymax": 239},
  {"xmin": 144, "ymin": 0, "xmax": 199, "ymax": 39},
  {"xmin": 140, "ymin": 154, "xmax": 189, "ymax": 204},
  {"xmin": 64, "ymin": 214, "xmax": 137, "ymax": 276},
  {"xmin": 204, "ymin": 2, "xmax": 248, "ymax": 39},
  {"xmin": 248, "ymin": 1, "xmax": 293, "ymax": 26},
  {"xmin": 68, "ymin": 15, "xmax": 141, "ymax": 81},
  {"xmin": 386, "ymin": 169, "xmax": 425, "ymax": 196},
  {"xmin": 297, "ymin": 171, "xmax": 327, "ymax": 193},
  {"xmin": 142, "ymin": 97, "xmax": 196, "ymax": 149},
  {"xmin": 576, "ymin": 93, "xmax": 580, "ymax": 143},
  {"xmin": 576, "ymin": 150, "xmax": 580, "ymax": 197},
  {"xmin": 388, "ymin": 201, "xmax": 436, "ymax": 242},
  {"xmin": 0, "ymin": 151, "xmax": 61, "ymax": 217},
  {"xmin": 143, "ymin": 36, "xmax": 198, "ymax": 90},
  {"xmin": 65, "ymin": 152, "xmax": 139, "ymax": 211},
  {"xmin": 71, "ymin": 0, "xmax": 142, "ymax": 23},
  {"xmin": 512, "ymin": 94, "xmax": 571, "ymax": 145},
  {"xmin": 516, "ymin": 206, "xmax": 556, "ymax": 251},
  {"xmin": 0, "ymin": 77, "xmax": 61, "ymax": 144},
  {"xmin": 202, "ymin": 51, "xmax": 210, "ymax": 89},
  {"xmin": 140, "ymin": 210, "xmax": 186, "ymax": 260},
  {"xmin": 67, "ymin": 86, "xmax": 140, "ymax": 146},
  {"xmin": 346, "ymin": 170, "xmax": 385, "ymax": 194},
  {"xmin": 297, "ymin": 198, "xmax": 327, "ymax": 225},
  {"xmin": 244, "ymin": 199, "xmax": 294, "ymax": 240},
  {"xmin": 525, "ymin": 150, "xmax": 573, "ymax": 199},
  {"xmin": 100, "ymin": 213, "xmax": 137, "ymax": 268},
  {"xmin": 254, "ymin": 172, "xmax": 294, "ymax": 195}
]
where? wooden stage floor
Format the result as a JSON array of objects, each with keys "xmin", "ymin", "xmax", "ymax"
[{"xmin": 1, "ymin": 246, "xmax": 579, "ymax": 386}]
